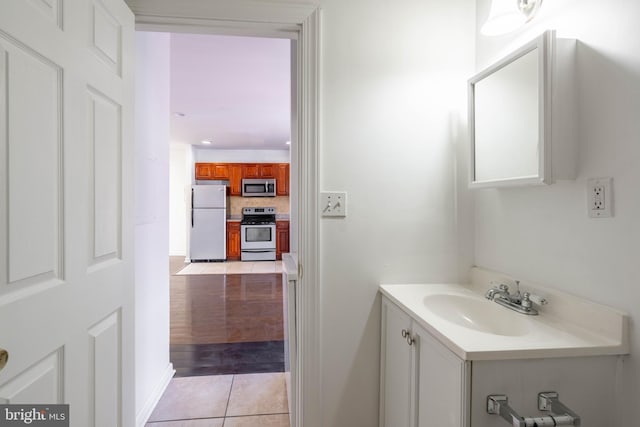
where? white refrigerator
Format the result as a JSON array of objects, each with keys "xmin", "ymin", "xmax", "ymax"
[{"xmin": 190, "ymin": 184, "xmax": 227, "ymax": 261}]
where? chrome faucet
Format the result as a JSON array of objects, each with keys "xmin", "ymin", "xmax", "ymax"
[{"xmin": 485, "ymin": 281, "xmax": 547, "ymax": 315}]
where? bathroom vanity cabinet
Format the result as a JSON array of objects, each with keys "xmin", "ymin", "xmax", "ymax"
[
  {"xmin": 380, "ymin": 289, "xmax": 625, "ymax": 427},
  {"xmin": 380, "ymin": 297, "xmax": 469, "ymax": 427}
]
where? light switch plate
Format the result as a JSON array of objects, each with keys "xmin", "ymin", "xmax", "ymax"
[{"xmin": 321, "ymin": 191, "xmax": 347, "ymax": 217}]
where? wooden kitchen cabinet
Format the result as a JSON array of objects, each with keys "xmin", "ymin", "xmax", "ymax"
[
  {"xmin": 195, "ymin": 163, "xmax": 213, "ymax": 179},
  {"xmin": 195, "ymin": 162, "xmax": 289, "ymax": 195},
  {"xmin": 229, "ymin": 164, "xmax": 243, "ymax": 196},
  {"xmin": 226, "ymin": 221, "xmax": 241, "ymax": 261},
  {"xmin": 259, "ymin": 163, "xmax": 276, "ymax": 178},
  {"xmin": 195, "ymin": 163, "xmax": 230, "ymax": 180},
  {"xmin": 242, "ymin": 163, "xmax": 260, "ymax": 178},
  {"xmin": 276, "ymin": 163, "xmax": 289, "ymax": 196},
  {"xmin": 276, "ymin": 220, "xmax": 290, "ymax": 260}
]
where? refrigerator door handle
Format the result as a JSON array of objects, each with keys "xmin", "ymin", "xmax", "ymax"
[{"xmin": 191, "ymin": 188, "xmax": 194, "ymax": 228}]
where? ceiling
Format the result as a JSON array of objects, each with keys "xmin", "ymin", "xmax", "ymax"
[{"xmin": 170, "ymin": 33, "xmax": 291, "ymax": 150}]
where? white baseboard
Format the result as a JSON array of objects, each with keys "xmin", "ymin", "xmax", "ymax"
[{"xmin": 136, "ymin": 363, "xmax": 175, "ymax": 427}]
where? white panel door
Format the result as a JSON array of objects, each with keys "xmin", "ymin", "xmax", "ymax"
[{"xmin": 0, "ymin": 0, "xmax": 135, "ymax": 426}]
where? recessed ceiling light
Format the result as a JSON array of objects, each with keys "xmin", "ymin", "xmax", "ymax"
[
  {"xmin": 173, "ymin": 112, "xmax": 186, "ymax": 117},
  {"xmin": 201, "ymin": 140, "xmax": 212, "ymax": 145},
  {"xmin": 285, "ymin": 140, "xmax": 291, "ymax": 145}
]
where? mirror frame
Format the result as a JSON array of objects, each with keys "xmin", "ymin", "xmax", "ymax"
[{"xmin": 468, "ymin": 30, "xmax": 553, "ymax": 188}]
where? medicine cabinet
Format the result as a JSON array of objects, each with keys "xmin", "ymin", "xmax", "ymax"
[{"xmin": 468, "ymin": 30, "xmax": 576, "ymax": 188}]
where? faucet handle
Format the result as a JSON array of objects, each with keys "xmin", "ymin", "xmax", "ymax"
[
  {"xmin": 498, "ymin": 283, "xmax": 510, "ymax": 293},
  {"xmin": 522, "ymin": 292, "xmax": 548, "ymax": 307},
  {"xmin": 528, "ymin": 293, "xmax": 548, "ymax": 306},
  {"xmin": 521, "ymin": 292, "xmax": 533, "ymax": 309}
]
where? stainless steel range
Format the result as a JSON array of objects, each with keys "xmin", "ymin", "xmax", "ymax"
[{"xmin": 240, "ymin": 207, "xmax": 276, "ymax": 261}]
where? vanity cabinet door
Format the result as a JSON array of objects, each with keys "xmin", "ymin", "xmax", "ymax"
[
  {"xmin": 380, "ymin": 298, "xmax": 413, "ymax": 427},
  {"xmin": 414, "ymin": 323, "xmax": 469, "ymax": 427}
]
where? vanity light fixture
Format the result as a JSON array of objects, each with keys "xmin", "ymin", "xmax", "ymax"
[{"xmin": 481, "ymin": 0, "xmax": 543, "ymax": 36}]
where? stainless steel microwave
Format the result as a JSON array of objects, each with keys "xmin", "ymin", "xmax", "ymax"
[{"xmin": 242, "ymin": 178, "xmax": 276, "ymax": 197}]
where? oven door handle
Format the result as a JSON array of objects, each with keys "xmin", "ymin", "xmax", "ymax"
[{"xmin": 241, "ymin": 250, "xmax": 275, "ymax": 253}]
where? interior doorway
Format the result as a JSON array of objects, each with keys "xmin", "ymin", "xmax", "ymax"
[
  {"xmin": 131, "ymin": 4, "xmax": 321, "ymax": 427},
  {"xmin": 139, "ymin": 31, "xmax": 296, "ymax": 427}
]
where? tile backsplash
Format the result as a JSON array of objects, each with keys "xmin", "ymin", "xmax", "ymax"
[{"xmin": 229, "ymin": 196, "xmax": 290, "ymax": 216}]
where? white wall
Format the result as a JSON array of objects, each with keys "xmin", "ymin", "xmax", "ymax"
[
  {"xmin": 134, "ymin": 32, "xmax": 172, "ymax": 424},
  {"xmin": 169, "ymin": 143, "xmax": 188, "ymax": 256},
  {"xmin": 193, "ymin": 147, "xmax": 290, "ymax": 163},
  {"xmin": 319, "ymin": 1, "xmax": 475, "ymax": 426},
  {"xmin": 473, "ymin": 1, "xmax": 640, "ymax": 426}
]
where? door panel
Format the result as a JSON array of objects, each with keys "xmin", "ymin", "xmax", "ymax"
[
  {"xmin": 2, "ymin": 37, "xmax": 62, "ymax": 288},
  {"xmin": 27, "ymin": 0, "xmax": 63, "ymax": 28},
  {"xmin": 89, "ymin": 87, "xmax": 122, "ymax": 263},
  {"xmin": 0, "ymin": 350, "xmax": 63, "ymax": 404},
  {"xmin": 91, "ymin": 0, "xmax": 123, "ymax": 74},
  {"xmin": 0, "ymin": 0, "xmax": 135, "ymax": 425},
  {"xmin": 89, "ymin": 311, "xmax": 121, "ymax": 427}
]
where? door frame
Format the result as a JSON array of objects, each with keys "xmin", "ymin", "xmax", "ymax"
[{"xmin": 127, "ymin": 2, "xmax": 322, "ymax": 426}]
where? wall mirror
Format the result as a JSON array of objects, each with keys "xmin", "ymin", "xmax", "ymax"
[{"xmin": 469, "ymin": 31, "xmax": 553, "ymax": 188}]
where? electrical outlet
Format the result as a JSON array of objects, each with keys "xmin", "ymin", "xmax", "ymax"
[
  {"xmin": 587, "ymin": 177, "xmax": 613, "ymax": 218},
  {"xmin": 321, "ymin": 191, "xmax": 347, "ymax": 217}
]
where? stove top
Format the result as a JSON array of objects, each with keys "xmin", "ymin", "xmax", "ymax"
[{"xmin": 241, "ymin": 207, "xmax": 276, "ymax": 225}]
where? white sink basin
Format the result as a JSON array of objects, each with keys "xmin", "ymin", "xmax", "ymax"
[
  {"xmin": 423, "ymin": 294, "xmax": 530, "ymax": 336},
  {"xmin": 380, "ymin": 276, "xmax": 629, "ymax": 360}
]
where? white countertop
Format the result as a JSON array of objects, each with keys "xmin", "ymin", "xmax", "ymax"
[{"xmin": 380, "ymin": 269, "xmax": 629, "ymax": 361}]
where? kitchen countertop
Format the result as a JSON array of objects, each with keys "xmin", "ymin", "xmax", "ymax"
[{"xmin": 380, "ymin": 267, "xmax": 629, "ymax": 361}]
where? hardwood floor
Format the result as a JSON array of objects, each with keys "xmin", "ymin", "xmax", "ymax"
[
  {"xmin": 169, "ymin": 257, "xmax": 285, "ymax": 376},
  {"xmin": 170, "ymin": 273, "xmax": 284, "ymax": 345}
]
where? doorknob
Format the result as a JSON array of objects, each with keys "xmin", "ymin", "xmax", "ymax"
[{"xmin": 0, "ymin": 349, "xmax": 8, "ymax": 371}]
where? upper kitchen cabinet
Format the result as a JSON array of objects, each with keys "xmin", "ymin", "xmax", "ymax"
[
  {"xmin": 259, "ymin": 163, "xmax": 276, "ymax": 178},
  {"xmin": 242, "ymin": 163, "xmax": 260, "ymax": 178},
  {"xmin": 194, "ymin": 162, "xmax": 290, "ymax": 195},
  {"xmin": 244, "ymin": 163, "xmax": 278, "ymax": 179},
  {"xmin": 229, "ymin": 164, "xmax": 243, "ymax": 196},
  {"xmin": 276, "ymin": 164, "xmax": 290, "ymax": 196},
  {"xmin": 195, "ymin": 163, "xmax": 230, "ymax": 180}
]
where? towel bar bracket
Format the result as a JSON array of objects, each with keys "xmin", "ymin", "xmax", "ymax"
[{"xmin": 487, "ymin": 392, "xmax": 581, "ymax": 427}]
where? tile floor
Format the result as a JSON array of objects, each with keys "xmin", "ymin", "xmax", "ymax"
[
  {"xmin": 147, "ymin": 372, "xmax": 289, "ymax": 427},
  {"xmin": 176, "ymin": 261, "xmax": 283, "ymax": 276}
]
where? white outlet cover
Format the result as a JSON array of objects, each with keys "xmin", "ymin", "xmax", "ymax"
[
  {"xmin": 321, "ymin": 191, "xmax": 347, "ymax": 217},
  {"xmin": 587, "ymin": 177, "xmax": 613, "ymax": 218}
]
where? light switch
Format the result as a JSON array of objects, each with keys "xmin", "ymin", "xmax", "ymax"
[{"xmin": 321, "ymin": 191, "xmax": 347, "ymax": 217}]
